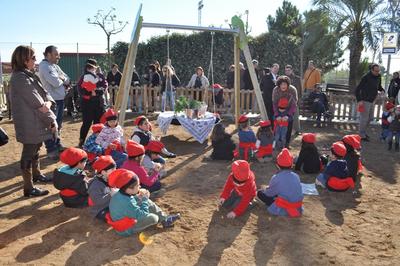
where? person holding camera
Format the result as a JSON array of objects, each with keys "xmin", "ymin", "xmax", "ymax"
[{"xmin": 10, "ymin": 45, "xmax": 57, "ymax": 197}]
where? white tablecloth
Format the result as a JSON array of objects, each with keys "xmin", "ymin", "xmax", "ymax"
[{"xmin": 157, "ymin": 111, "xmax": 216, "ymax": 144}]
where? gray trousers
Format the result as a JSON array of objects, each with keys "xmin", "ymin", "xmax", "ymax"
[
  {"xmin": 293, "ymin": 106, "xmax": 301, "ymax": 132},
  {"xmin": 132, "ymin": 199, "xmax": 167, "ymax": 233},
  {"xmin": 359, "ymin": 101, "xmax": 374, "ymax": 138}
]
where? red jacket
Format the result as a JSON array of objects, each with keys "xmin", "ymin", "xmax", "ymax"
[{"xmin": 220, "ymin": 171, "xmax": 257, "ymax": 216}]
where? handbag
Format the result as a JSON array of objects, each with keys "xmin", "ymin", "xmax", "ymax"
[{"xmin": 0, "ymin": 127, "xmax": 9, "ymax": 146}]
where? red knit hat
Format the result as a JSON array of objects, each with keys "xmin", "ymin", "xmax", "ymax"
[
  {"xmin": 238, "ymin": 114, "xmax": 248, "ymax": 123},
  {"xmin": 259, "ymin": 120, "xmax": 271, "ymax": 127},
  {"xmin": 302, "ymin": 133, "xmax": 316, "ymax": 144},
  {"xmin": 331, "ymin": 141, "xmax": 347, "ymax": 157},
  {"xmin": 342, "ymin": 135, "xmax": 361, "ymax": 150},
  {"xmin": 349, "ymin": 134, "xmax": 361, "ymax": 145},
  {"xmin": 277, "ymin": 148, "xmax": 293, "ymax": 168},
  {"xmin": 134, "ymin": 115, "xmax": 147, "ymax": 126},
  {"xmin": 212, "ymin": 83, "xmax": 223, "ymax": 89},
  {"xmin": 385, "ymin": 101, "xmax": 395, "ymax": 110},
  {"xmin": 92, "ymin": 155, "xmax": 115, "ymax": 172},
  {"xmin": 108, "ymin": 169, "xmax": 138, "ymax": 189},
  {"xmin": 278, "ymin": 98, "xmax": 289, "ymax": 109},
  {"xmin": 231, "ymin": 160, "xmax": 250, "ymax": 182},
  {"xmin": 126, "ymin": 140, "xmax": 145, "ymax": 157},
  {"xmin": 100, "ymin": 109, "xmax": 118, "ymax": 124},
  {"xmin": 146, "ymin": 140, "xmax": 165, "ymax": 153},
  {"xmin": 91, "ymin": 123, "xmax": 105, "ymax": 134},
  {"xmin": 60, "ymin": 147, "xmax": 87, "ymax": 166}
]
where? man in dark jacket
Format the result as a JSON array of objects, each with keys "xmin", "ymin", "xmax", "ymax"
[
  {"xmin": 260, "ymin": 68, "xmax": 275, "ymax": 122},
  {"xmin": 355, "ymin": 64, "xmax": 384, "ymax": 141},
  {"xmin": 388, "ymin": 72, "xmax": 400, "ymax": 102}
]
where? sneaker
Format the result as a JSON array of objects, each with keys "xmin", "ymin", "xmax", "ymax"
[
  {"xmin": 165, "ymin": 152, "xmax": 177, "ymax": 158},
  {"xmin": 47, "ymin": 150, "xmax": 59, "ymax": 160},
  {"xmin": 315, "ymin": 178, "xmax": 326, "ymax": 188},
  {"xmin": 24, "ymin": 187, "xmax": 49, "ymax": 197},
  {"xmin": 33, "ymin": 174, "xmax": 53, "ymax": 183},
  {"xmin": 161, "ymin": 213, "xmax": 181, "ymax": 228}
]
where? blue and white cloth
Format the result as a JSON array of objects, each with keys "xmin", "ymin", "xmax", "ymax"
[{"xmin": 157, "ymin": 111, "xmax": 216, "ymax": 144}]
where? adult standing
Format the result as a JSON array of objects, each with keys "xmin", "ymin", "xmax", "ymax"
[
  {"xmin": 243, "ymin": 59, "xmax": 260, "ymax": 90},
  {"xmin": 226, "ymin": 64, "xmax": 235, "ymax": 89},
  {"xmin": 355, "ymin": 63, "xmax": 384, "ymax": 141},
  {"xmin": 38, "ymin": 45, "xmax": 69, "ymax": 158},
  {"xmin": 285, "ymin": 64, "xmax": 302, "ymax": 134},
  {"xmin": 271, "ymin": 63, "xmax": 280, "ymax": 84},
  {"xmin": 272, "ymin": 76, "xmax": 298, "ymax": 147},
  {"xmin": 78, "ymin": 59, "xmax": 106, "ymax": 147},
  {"xmin": 388, "ymin": 72, "xmax": 400, "ymax": 103},
  {"xmin": 10, "ymin": 45, "xmax": 56, "ymax": 197},
  {"xmin": 260, "ymin": 67, "xmax": 275, "ymax": 122},
  {"xmin": 161, "ymin": 65, "xmax": 180, "ymax": 112},
  {"xmin": 187, "ymin": 66, "xmax": 209, "ymax": 89},
  {"xmin": 303, "ymin": 60, "xmax": 321, "ymax": 97},
  {"xmin": 106, "ymin": 64, "xmax": 122, "ymax": 106}
]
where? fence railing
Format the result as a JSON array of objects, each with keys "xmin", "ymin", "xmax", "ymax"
[{"xmin": 1, "ymin": 82, "xmax": 385, "ymax": 122}]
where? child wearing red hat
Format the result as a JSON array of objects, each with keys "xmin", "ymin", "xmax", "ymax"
[
  {"xmin": 274, "ymin": 98, "xmax": 293, "ymax": 150},
  {"xmin": 83, "ymin": 123, "xmax": 105, "ymax": 163},
  {"xmin": 256, "ymin": 120, "xmax": 274, "ymax": 162},
  {"xmin": 142, "ymin": 140, "xmax": 167, "ymax": 178},
  {"xmin": 88, "ymin": 155, "xmax": 117, "ymax": 221},
  {"xmin": 387, "ymin": 105, "xmax": 400, "ymax": 151},
  {"xmin": 108, "ymin": 169, "xmax": 180, "ymax": 236},
  {"xmin": 316, "ymin": 142, "xmax": 354, "ymax": 191},
  {"xmin": 209, "ymin": 123, "xmax": 236, "ymax": 160},
  {"xmin": 381, "ymin": 101, "xmax": 395, "ymax": 141},
  {"xmin": 95, "ymin": 109, "xmax": 127, "ymax": 168},
  {"xmin": 53, "ymin": 148, "xmax": 90, "ymax": 208},
  {"xmin": 218, "ymin": 160, "xmax": 257, "ymax": 218},
  {"xmin": 131, "ymin": 115, "xmax": 176, "ymax": 158},
  {"xmin": 257, "ymin": 148, "xmax": 303, "ymax": 217},
  {"xmin": 237, "ymin": 114, "xmax": 257, "ymax": 161},
  {"xmin": 121, "ymin": 140, "xmax": 164, "ymax": 194},
  {"xmin": 294, "ymin": 133, "xmax": 323, "ymax": 174}
]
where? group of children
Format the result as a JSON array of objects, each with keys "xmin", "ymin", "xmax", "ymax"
[{"xmin": 381, "ymin": 101, "xmax": 400, "ymax": 151}]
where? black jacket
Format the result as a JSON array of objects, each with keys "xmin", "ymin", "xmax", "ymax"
[
  {"xmin": 107, "ymin": 71, "xmax": 122, "ymax": 86},
  {"xmin": 388, "ymin": 77, "xmax": 400, "ymax": 99},
  {"xmin": 226, "ymin": 71, "xmax": 234, "ymax": 89},
  {"xmin": 161, "ymin": 74, "xmax": 180, "ymax": 94},
  {"xmin": 149, "ymin": 71, "xmax": 161, "ymax": 87},
  {"xmin": 295, "ymin": 146, "xmax": 321, "ymax": 174},
  {"xmin": 131, "ymin": 71, "xmax": 141, "ymax": 86},
  {"xmin": 53, "ymin": 169, "xmax": 88, "ymax": 208},
  {"xmin": 243, "ymin": 68, "xmax": 260, "ymax": 90},
  {"xmin": 355, "ymin": 72, "xmax": 384, "ymax": 102},
  {"xmin": 344, "ymin": 151, "xmax": 359, "ymax": 181},
  {"xmin": 211, "ymin": 134, "xmax": 236, "ymax": 160},
  {"xmin": 260, "ymin": 74, "xmax": 275, "ymax": 104}
]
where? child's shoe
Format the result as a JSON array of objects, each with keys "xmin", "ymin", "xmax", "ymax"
[{"xmin": 162, "ymin": 213, "xmax": 181, "ymax": 228}]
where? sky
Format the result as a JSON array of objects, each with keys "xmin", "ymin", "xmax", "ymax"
[{"xmin": 0, "ymin": 0, "xmax": 398, "ymax": 75}]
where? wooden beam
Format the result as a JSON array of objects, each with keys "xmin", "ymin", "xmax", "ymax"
[{"xmin": 234, "ymin": 35, "xmax": 241, "ymax": 128}]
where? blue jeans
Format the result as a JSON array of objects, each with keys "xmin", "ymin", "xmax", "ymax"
[
  {"xmin": 55, "ymin": 100, "xmax": 65, "ymax": 130},
  {"xmin": 312, "ymin": 101, "xmax": 325, "ymax": 122},
  {"xmin": 316, "ymin": 173, "xmax": 328, "ymax": 187},
  {"xmin": 274, "ymin": 125, "xmax": 288, "ymax": 149},
  {"xmin": 45, "ymin": 100, "xmax": 64, "ymax": 153},
  {"xmin": 381, "ymin": 128, "xmax": 390, "ymax": 140},
  {"xmin": 161, "ymin": 91, "xmax": 175, "ymax": 112}
]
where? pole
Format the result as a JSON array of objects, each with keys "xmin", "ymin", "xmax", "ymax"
[
  {"xmin": 234, "ymin": 35, "xmax": 240, "ymax": 128},
  {"xmin": 76, "ymin": 42, "xmax": 80, "ymax": 81},
  {"xmin": 166, "ymin": 29, "xmax": 170, "ymax": 63},
  {"xmin": 385, "ymin": 1, "xmax": 397, "ymax": 91}
]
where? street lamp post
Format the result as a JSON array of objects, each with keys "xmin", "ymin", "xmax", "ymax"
[{"xmin": 198, "ymin": 1, "xmax": 204, "ymax": 26}]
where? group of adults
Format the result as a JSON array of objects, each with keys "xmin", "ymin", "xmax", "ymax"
[{"xmin": 226, "ymin": 60, "xmax": 322, "ymax": 147}]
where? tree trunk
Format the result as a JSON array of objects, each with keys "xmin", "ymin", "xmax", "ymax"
[{"xmin": 348, "ymin": 29, "xmax": 363, "ymax": 93}]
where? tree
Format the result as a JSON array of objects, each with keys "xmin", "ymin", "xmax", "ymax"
[
  {"xmin": 313, "ymin": 0, "xmax": 390, "ymax": 91},
  {"xmin": 267, "ymin": 0, "xmax": 303, "ymax": 36},
  {"xmin": 87, "ymin": 7, "xmax": 128, "ymax": 69}
]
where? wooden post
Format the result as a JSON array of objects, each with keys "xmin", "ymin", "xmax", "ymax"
[
  {"xmin": 234, "ymin": 35, "xmax": 240, "ymax": 128},
  {"xmin": 143, "ymin": 84, "xmax": 148, "ymax": 114}
]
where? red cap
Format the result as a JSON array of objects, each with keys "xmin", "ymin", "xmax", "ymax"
[
  {"xmin": 259, "ymin": 120, "xmax": 271, "ymax": 127},
  {"xmin": 385, "ymin": 101, "xmax": 395, "ymax": 110},
  {"xmin": 342, "ymin": 135, "xmax": 361, "ymax": 150},
  {"xmin": 212, "ymin": 83, "xmax": 223, "ymax": 89},
  {"xmin": 146, "ymin": 140, "xmax": 165, "ymax": 153},
  {"xmin": 277, "ymin": 148, "xmax": 293, "ymax": 168},
  {"xmin": 91, "ymin": 123, "xmax": 105, "ymax": 134},
  {"xmin": 60, "ymin": 147, "xmax": 87, "ymax": 166},
  {"xmin": 134, "ymin": 115, "xmax": 147, "ymax": 126},
  {"xmin": 278, "ymin": 98, "xmax": 289, "ymax": 109},
  {"xmin": 231, "ymin": 160, "xmax": 250, "ymax": 182},
  {"xmin": 126, "ymin": 140, "xmax": 145, "ymax": 157},
  {"xmin": 331, "ymin": 141, "xmax": 347, "ymax": 157},
  {"xmin": 238, "ymin": 114, "xmax": 248, "ymax": 123},
  {"xmin": 302, "ymin": 133, "xmax": 316, "ymax": 144},
  {"xmin": 100, "ymin": 109, "xmax": 118, "ymax": 124},
  {"xmin": 92, "ymin": 155, "xmax": 115, "ymax": 172},
  {"xmin": 349, "ymin": 134, "xmax": 361, "ymax": 144},
  {"xmin": 108, "ymin": 169, "xmax": 138, "ymax": 188}
]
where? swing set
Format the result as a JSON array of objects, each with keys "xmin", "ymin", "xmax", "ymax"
[{"xmin": 114, "ymin": 4, "xmax": 267, "ymax": 127}]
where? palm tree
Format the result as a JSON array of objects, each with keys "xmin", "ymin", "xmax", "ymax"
[{"xmin": 313, "ymin": 0, "xmax": 389, "ymax": 92}]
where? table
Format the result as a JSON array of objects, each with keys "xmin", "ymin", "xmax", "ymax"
[{"xmin": 157, "ymin": 111, "xmax": 216, "ymax": 144}]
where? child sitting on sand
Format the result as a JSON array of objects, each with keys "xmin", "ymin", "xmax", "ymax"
[
  {"xmin": 83, "ymin": 123, "xmax": 105, "ymax": 163},
  {"xmin": 88, "ymin": 155, "xmax": 116, "ymax": 221},
  {"xmin": 107, "ymin": 169, "xmax": 180, "ymax": 236},
  {"xmin": 143, "ymin": 140, "xmax": 167, "ymax": 178},
  {"xmin": 218, "ymin": 160, "xmax": 257, "ymax": 219},
  {"xmin": 316, "ymin": 141, "xmax": 354, "ymax": 192},
  {"xmin": 122, "ymin": 140, "xmax": 164, "ymax": 194},
  {"xmin": 342, "ymin": 135, "xmax": 362, "ymax": 183},
  {"xmin": 255, "ymin": 120, "xmax": 274, "ymax": 162},
  {"xmin": 295, "ymin": 133, "xmax": 322, "ymax": 174},
  {"xmin": 237, "ymin": 115, "xmax": 257, "ymax": 161},
  {"xmin": 210, "ymin": 123, "xmax": 236, "ymax": 161},
  {"xmin": 257, "ymin": 148, "xmax": 303, "ymax": 217},
  {"xmin": 53, "ymin": 147, "xmax": 89, "ymax": 208}
]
